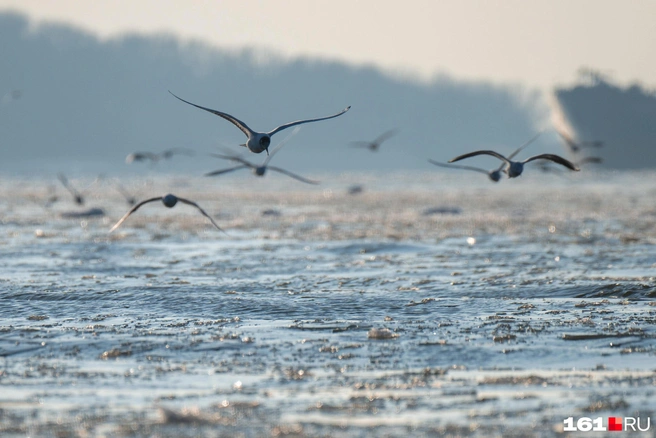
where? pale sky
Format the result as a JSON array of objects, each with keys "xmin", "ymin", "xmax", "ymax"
[{"xmin": 1, "ymin": 0, "xmax": 655, "ymax": 90}]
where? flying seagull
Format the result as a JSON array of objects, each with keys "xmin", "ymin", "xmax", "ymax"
[
  {"xmin": 205, "ymin": 127, "xmax": 317, "ymax": 184},
  {"xmin": 169, "ymin": 91, "xmax": 350, "ymax": 155},
  {"xmin": 109, "ymin": 194, "xmax": 223, "ymax": 233},
  {"xmin": 125, "ymin": 148, "xmax": 195, "ymax": 164},
  {"xmin": 112, "ymin": 180, "xmax": 137, "ymax": 206},
  {"xmin": 556, "ymin": 129, "xmax": 603, "ymax": 153},
  {"xmin": 448, "ymin": 150, "xmax": 579, "ymax": 178},
  {"xmin": 429, "ymin": 132, "xmax": 543, "ymax": 182},
  {"xmin": 350, "ymin": 128, "xmax": 399, "ymax": 152},
  {"xmin": 57, "ymin": 173, "xmax": 85, "ymax": 205}
]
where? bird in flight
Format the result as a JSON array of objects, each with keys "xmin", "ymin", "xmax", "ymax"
[
  {"xmin": 350, "ymin": 128, "xmax": 399, "ymax": 152},
  {"xmin": 109, "ymin": 194, "xmax": 223, "ymax": 233},
  {"xmin": 448, "ymin": 149, "xmax": 579, "ymax": 178},
  {"xmin": 57, "ymin": 173, "xmax": 85, "ymax": 205},
  {"xmin": 430, "ymin": 132, "xmax": 543, "ymax": 182},
  {"xmin": 556, "ymin": 129, "xmax": 603, "ymax": 153},
  {"xmin": 125, "ymin": 148, "xmax": 195, "ymax": 164},
  {"xmin": 169, "ymin": 91, "xmax": 350, "ymax": 155},
  {"xmin": 205, "ymin": 127, "xmax": 318, "ymax": 184}
]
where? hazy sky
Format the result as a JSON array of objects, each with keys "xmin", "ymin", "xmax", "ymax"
[{"xmin": 1, "ymin": 0, "xmax": 654, "ymax": 90}]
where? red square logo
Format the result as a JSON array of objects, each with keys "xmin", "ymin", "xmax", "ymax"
[{"xmin": 609, "ymin": 417, "xmax": 622, "ymax": 431}]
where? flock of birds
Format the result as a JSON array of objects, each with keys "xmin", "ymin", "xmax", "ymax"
[{"xmin": 54, "ymin": 92, "xmax": 603, "ymax": 234}]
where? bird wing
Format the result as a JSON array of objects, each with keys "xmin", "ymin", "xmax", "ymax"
[
  {"xmin": 168, "ymin": 91, "xmax": 254, "ymax": 138},
  {"xmin": 268, "ymin": 166, "xmax": 320, "ymax": 185},
  {"xmin": 577, "ymin": 156, "xmax": 603, "ymax": 165},
  {"xmin": 126, "ymin": 152, "xmax": 159, "ymax": 163},
  {"xmin": 113, "ymin": 181, "xmax": 135, "ymax": 204},
  {"xmin": 555, "ymin": 130, "xmax": 579, "ymax": 152},
  {"xmin": 373, "ymin": 128, "xmax": 399, "ymax": 145},
  {"xmin": 109, "ymin": 197, "xmax": 162, "ymax": 232},
  {"xmin": 204, "ymin": 165, "xmax": 249, "ymax": 177},
  {"xmin": 580, "ymin": 140, "xmax": 603, "ymax": 148},
  {"xmin": 57, "ymin": 173, "xmax": 83, "ymax": 200},
  {"xmin": 507, "ymin": 131, "xmax": 542, "ymax": 160},
  {"xmin": 522, "ymin": 154, "xmax": 580, "ymax": 171},
  {"xmin": 427, "ymin": 159, "xmax": 491, "ymax": 176},
  {"xmin": 448, "ymin": 150, "xmax": 510, "ymax": 165},
  {"xmin": 176, "ymin": 198, "xmax": 226, "ymax": 233},
  {"xmin": 209, "ymin": 153, "xmax": 254, "ymax": 168},
  {"xmin": 267, "ymin": 106, "xmax": 351, "ymax": 136},
  {"xmin": 349, "ymin": 141, "xmax": 373, "ymax": 148},
  {"xmin": 161, "ymin": 147, "xmax": 196, "ymax": 158},
  {"xmin": 264, "ymin": 127, "xmax": 301, "ymax": 165}
]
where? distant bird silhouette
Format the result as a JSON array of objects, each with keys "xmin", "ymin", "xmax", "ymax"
[
  {"xmin": 125, "ymin": 148, "xmax": 194, "ymax": 164},
  {"xmin": 125, "ymin": 152, "xmax": 159, "ymax": 164},
  {"xmin": 112, "ymin": 181, "xmax": 137, "ymax": 206},
  {"xmin": 205, "ymin": 128, "xmax": 318, "ymax": 184},
  {"xmin": 350, "ymin": 128, "xmax": 399, "ymax": 151},
  {"xmin": 556, "ymin": 130, "xmax": 603, "ymax": 153},
  {"xmin": 160, "ymin": 148, "xmax": 195, "ymax": 160},
  {"xmin": 449, "ymin": 150, "xmax": 579, "ymax": 178},
  {"xmin": 57, "ymin": 173, "xmax": 85, "ymax": 205},
  {"xmin": 109, "ymin": 194, "xmax": 223, "ymax": 233},
  {"xmin": 430, "ymin": 132, "xmax": 543, "ymax": 182},
  {"xmin": 169, "ymin": 91, "xmax": 350, "ymax": 155},
  {"xmin": 347, "ymin": 184, "xmax": 364, "ymax": 195}
]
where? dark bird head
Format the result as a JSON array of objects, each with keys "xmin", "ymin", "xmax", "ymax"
[
  {"xmin": 260, "ymin": 136, "xmax": 271, "ymax": 154},
  {"xmin": 162, "ymin": 194, "xmax": 178, "ymax": 208},
  {"xmin": 75, "ymin": 195, "xmax": 84, "ymax": 205}
]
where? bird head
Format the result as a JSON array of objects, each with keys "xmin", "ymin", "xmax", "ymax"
[{"xmin": 259, "ymin": 136, "xmax": 271, "ymax": 155}]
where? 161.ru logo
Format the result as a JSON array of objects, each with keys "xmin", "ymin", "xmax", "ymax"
[{"xmin": 563, "ymin": 416, "xmax": 651, "ymax": 432}]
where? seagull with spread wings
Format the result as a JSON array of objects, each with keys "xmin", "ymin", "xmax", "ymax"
[
  {"xmin": 350, "ymin": 128, "xmax": 399, "ymax": 152},
  {"xmin": 430, "ymin": 132, "xmax": 542, "ymax": 182},
  {"xmin": 448, "ymin": 150, "xmax": 579, "ymax": 178},
  {"xmin": 205, "ymin": 128, "xmax": 318, "ymax": 185},
  {"xmin": 109, "ymin": 194, "xmax": 223, "ymax": 233},
  {"xmin": 169, "ymin": 91, "xmax": 350, "ymax": 155}
]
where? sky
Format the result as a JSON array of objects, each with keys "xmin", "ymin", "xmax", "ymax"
[{"xmin": 1, "ymin": 0, "xmax": 654, "ymax": 91}]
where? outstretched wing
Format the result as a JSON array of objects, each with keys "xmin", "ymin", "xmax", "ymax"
[
  {"xmin": 523, "ymin": 154, "xmax": 580, "ymax": 171},
  {"xmin": 209, "ymin": 153, "xmax": 254, "ymax": 168},
  {"xmin": 204, "ymin": 165, "xmax": 249, "ymax": 177},
  {"xmin": 373, "ymin": 128, "xmax": 399, "ymax": 145},
  {"xmin": 265, "ymin": 127, "xmax": 301, "ymax": 165},
  {"xmin": 349, "ymin": 141, "xmax": 373, "ymax": 148},
  {"xmin": 507, "ymin": 131, "xmax": 542, "ymax": 160},
  {"xmin": 555, "ymin": 129, "xmax": 579, "ymax": 152},
  {"xmin": 57, "ymin": 173, "xmax": 84, "ymax": 203},
  {"xmin": 268, "ymin": 106, "xmax": 351, "ymax": 136},
  {"xmin": 169, "ymin": 91, "xmax": 254, "ymax": 138},
  {"xmin": 109, "ymin": 197, "xmax": 162, "ymax": 232},
  {"xmin": 427, "ymin": 159, "xmax": 490, "ymax": 176},
  {"xmin": 125, "ymin": 152, "xmax": 159, "ymax": 163},
  {"xmin": 448, "ymin": 150, "xmax": 510, "ymax": 165},
  {"xmin": 161, "ymin": 147, "xmax": 195, "ymax": 159},
  {"xmin": 577, "ymin": 156, "xmax": 603, "ymax": 165},
  {"xmin": 268, "ymin": 166, "xmax": 320, "ymax": 185},
  {"xmin": 176, "ymin": 197, "xmax": 226, "ymax": 233}
]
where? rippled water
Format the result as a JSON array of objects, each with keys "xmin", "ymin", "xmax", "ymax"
[{"xmin": 1, "ymin": 171, "xmax": 655, "ymax": 437}]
